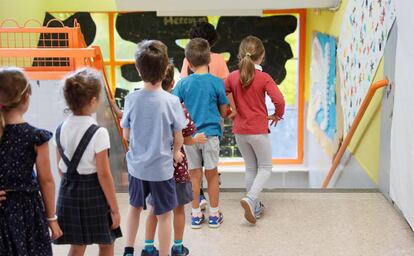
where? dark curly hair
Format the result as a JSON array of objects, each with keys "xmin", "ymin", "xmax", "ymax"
[
  {"xmin": 161, "ymin": 63, "xmax": 175, "ymax": 91},
  {"xmin": 189, "ymin": 21, "xmax": 218, "ymax": 47}
]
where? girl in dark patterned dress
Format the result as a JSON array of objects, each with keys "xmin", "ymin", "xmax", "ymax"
[
  {"xmin": 0, "ymin": 68, "xmax": 62, "ymax": 256},
  {"xmin": 142, "ymin": 63, "xmax": 208, "ymax": 256},
  {"xmin": 54, "ymin": 68, "xmax": 122, "ymax": 256}
]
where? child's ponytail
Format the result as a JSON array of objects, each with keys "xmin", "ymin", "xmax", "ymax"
[
  {"xmin": 238, "ymin": 36, "xmax": 265, "ymax": 88},
  {"xmin": 0, "ymin": 68, "xmax": 31, "ymax": 140}
]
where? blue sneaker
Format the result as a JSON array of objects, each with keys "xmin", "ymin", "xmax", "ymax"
[
  {"xmin": 208, "ymin": 212, "xmax": 224, "ymax": 228},
  {"xmin": 255, "ymin": 201, "xmax": 265, "ymax": 219},
  {"xmin": 191, "ymin": 213, "xmax": 205, "ymax": 229},
  {"xmin": 141, "ymin": 248, "xmax": 159, "ymax": 256},
  {"xmin": 199, "ymin": 192, "xmax": 208, "ymax": 211},
  {"xmin": 171, "ymin": 245, "xmax": 189, "ymax": 256}
]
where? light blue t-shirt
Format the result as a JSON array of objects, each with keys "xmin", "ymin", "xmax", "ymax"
[
  {"xmin": 121, "ymin": 89, "xmax": 186, "ymax": 182},
  {"xmin": 172, "ymin": 73, "xmax": 228, "ymax": 137}
]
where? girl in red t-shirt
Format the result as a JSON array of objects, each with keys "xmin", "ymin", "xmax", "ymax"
[{"xmin": 225, "ymin": 36, "xmax": 285, "ymax": 224}]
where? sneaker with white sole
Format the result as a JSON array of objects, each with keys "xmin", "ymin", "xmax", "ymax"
[
  {"xmin": 240, "ymin": 197, "xmax": 256, "ymax": 224},
  {"xmin": 191, "ymin": 213, "xmax": 205, "ymax": 229},
  {"xmin": 208, "ymin": 212, "xmax": 224, "ymax": 228}
]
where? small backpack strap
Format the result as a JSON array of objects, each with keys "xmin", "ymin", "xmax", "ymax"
[
  {"xmin": 66, "ymin": 124, "xmax": 101, "ymax": 174},
  {"xmin": 55, "ymin": 124, "xmax": 71, "ymax": 167}
]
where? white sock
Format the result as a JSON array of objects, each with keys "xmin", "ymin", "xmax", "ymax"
[
  {"xmin": 192, "ymin": 207, "xmax": 201, "ymax": 216},
  {"xmin": 210, "ymin": 207, "xmax": 219, "ymax": 216}
]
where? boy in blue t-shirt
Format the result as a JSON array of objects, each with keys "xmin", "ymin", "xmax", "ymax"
[
  {"xmin": 121, "ymin": 40, "xmax": 186, "ymax": 256},
  {"xmin": 173, "ymin": 38, "xmax": 229, "ymax": 229}
]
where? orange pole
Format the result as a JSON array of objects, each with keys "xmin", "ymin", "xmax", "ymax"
[
  {"xmin": 297, "ymin": 9, "xmax": 306, "ymax": 164},
  {"xmin": 108, "ymin": 13, "xmax": 117, "ymax": 93},
  {"xmin": 92, "ymin": 46, "xmax": 129, "ymax": 151},
  {"xmin": 321, "ymin": 79, "xmax": 389, "ymax": 188},
  {"xmin": 0, "ymin": 48, "xmax": 97, "ymax": 57}
]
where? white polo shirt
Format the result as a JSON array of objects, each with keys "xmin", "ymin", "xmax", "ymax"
[{"xmin": 55, "ymin": 115, "xmax": 110, "ymax": 175}]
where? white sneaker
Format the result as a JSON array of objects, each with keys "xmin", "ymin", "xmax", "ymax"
[{"xmin": 240, "ymin": 197, "xmax": 256, "ymax": 224}]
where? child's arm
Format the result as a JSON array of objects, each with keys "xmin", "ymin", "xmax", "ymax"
[
  {"xmin": 123, "ymin": 128, "xmax": 130, "ymax": 142},
  {"xmin": 265, "ymin": 76, "xmax": 285, "ymax": 127},
  {"xmin": 184, "ymin": 133, "xmax": 207, "ymax": 145},
  {"xmin": 226, "ymin": 93, "xmax": 237, "ymax": 119},
  {"xmin": 55, "ymin": 149, "xmax": 63, "ymax": 177},
  {"xmin": 110, "ymin": 98, "xmax": 123, "ymax": 119},
  {"xmin": 173, "ymin": 130, "xmax": 184, "ymax": 162},
  {"xmin": 217, "ymin": 80, "xmax": 230, "ymax": 118},
  {"xmin": 35, "ymin": 143, "xmax": 63, "ymax": 240},
  {"xmin": 96, "ymin": 149, "xmax": 120, "ymax": 229},
  {"xmin": 219, "ymin": 104, "xmax": 229, "ymax": 118},
  {"xmin": 180, "ymin": 58, "xmax": 189, "ymax": 78}
]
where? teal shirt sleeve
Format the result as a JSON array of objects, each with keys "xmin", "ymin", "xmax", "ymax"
[
  {"xmin": 216, "ymin": 80, "xmax": 229, "ymax": 105},
  {"xmin": 172, "ymin": 81, "xmax": 184, "ymax": 102}
]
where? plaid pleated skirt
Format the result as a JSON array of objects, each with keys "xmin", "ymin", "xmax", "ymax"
[{"xmin": 54, "ymin": 173, "xmax": 122, "ymax": 245}]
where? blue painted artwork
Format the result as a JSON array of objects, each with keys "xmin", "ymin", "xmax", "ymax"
[{"xmin": 309, "ymin": 32, "xmax": 337, "ymax": 141}]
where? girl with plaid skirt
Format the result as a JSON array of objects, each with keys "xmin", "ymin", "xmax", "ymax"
[
  {"xmin": 0, "ymin": 68, "xmax": 62, "ymax": 255},
  {"xmin": 54, "ymin": 68, "xmax": 122, "ymax": 255}
]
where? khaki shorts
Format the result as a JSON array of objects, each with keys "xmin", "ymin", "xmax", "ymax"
[{"xmin": 184, "ymin": 136, "xmax": 220, "ymax": 171}]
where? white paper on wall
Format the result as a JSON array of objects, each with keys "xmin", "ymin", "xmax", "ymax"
[{"xmin": 338, "ymin": 0, "xmax": 396, "ymax": 134}]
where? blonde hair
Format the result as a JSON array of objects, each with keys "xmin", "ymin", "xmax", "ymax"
[
  {"xmin": 238, "ymin": 36, "xmax": 265, "ymax": 87},
  {"xmin": 0, "ymin": 67, "xmax": 31, "ymax": 140}
]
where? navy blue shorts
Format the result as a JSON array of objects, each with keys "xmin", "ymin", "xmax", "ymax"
[
  {"xmin": 148, "ymin": 181, "xmax": 193, "ymax": 207},
  {"xmin": 128, "ymin": 175, "xmax": 178, "ymax": 216}
]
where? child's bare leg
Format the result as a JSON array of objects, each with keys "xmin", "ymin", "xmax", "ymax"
[
  {"xmin": 144, "ymin": 207, "xmax": 158, "ymax": 251},
  {"xmin": 156, "ymin": 211, "xmax": 173, "ymax": 256},
  {"xmin": 205, "ymin": 168, "xmax": 220, "ymax": 208},
  {"xmin": 125, "ymin": 206, "xmax": 142, "ymax": 247},
  {"xmin": 190, "ymin": 168, "xmax": 203, "ymax": 209},
  {"xmin": 173, "ymin": 205, "xmax": 185, "ymax": 241},
  {"xmin": 98, "ymin": 244, "xmax": 114, "ymax": 256},
  {"xmin": 68, "ymin": 245, "xmax": 86, "ymax": 256}
]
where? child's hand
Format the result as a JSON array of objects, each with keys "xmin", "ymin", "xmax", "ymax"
[
  {"xmin": 49, "ymin": 220, "xmax": 63, "ymax": 240},
  {"xmin": 110, "ymin": 210, "xmax": 121, "ymax": 229},
  {"xmin": 173, "ymin": 151, "xmax": 184, "ymax": 163},
  {"xmin": 268, "ymin": 115, "xmax": 281, "ymax": 127},
  {"xmin": 194, "ymin": 133, "xmax": 208, "ymax": 144},
  {"xmin": 0, "ymin": 190, "xmax": 6, "ymax": 206},
  {"xmin": 228, "ymin": 110, "xmax": 237, "ymax": 120}
]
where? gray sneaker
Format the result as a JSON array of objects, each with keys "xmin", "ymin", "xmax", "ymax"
[
  {"xmin": 240, "ymin": 197, "xmax": 256, "ymax": 224},
  {"xmin": 254, "ymin": 201, "xmax": 265, "ymax": 219}
]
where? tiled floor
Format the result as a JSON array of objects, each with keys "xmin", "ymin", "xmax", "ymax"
[{"xmin": 53, "ymin": 192, "xmax": 414, "ymax": 256}]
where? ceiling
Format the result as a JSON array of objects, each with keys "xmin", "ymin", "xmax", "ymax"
[{"xmin": 115, "ymin": 0, "xmax": 341, "ymax": 16}]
